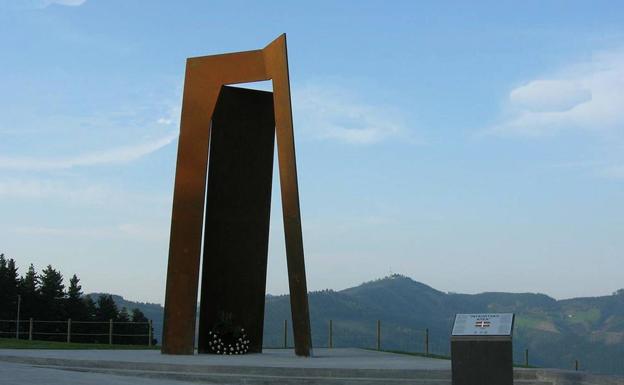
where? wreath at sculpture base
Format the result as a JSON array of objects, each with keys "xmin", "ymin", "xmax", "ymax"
[{"xmin": 207, "ymin": 312, "xmax": 251, "ymax": 355}]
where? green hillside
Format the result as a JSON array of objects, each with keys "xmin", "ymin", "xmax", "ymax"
[
  {"xmin": 100, "ymin": 275, "xmax": 624, "ymax": 375},
  {"xmin": 264, "ymin": 275, "xmax": 624, "ymax": 375}
]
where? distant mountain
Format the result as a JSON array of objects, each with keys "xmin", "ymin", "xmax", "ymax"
[
  {"xmin": 267, "ymin": 275, "xmax": 624, "ymax": 375},
  {"xmin": 94, "ymin": 275, "xmax": 624, "ymax": 375}
]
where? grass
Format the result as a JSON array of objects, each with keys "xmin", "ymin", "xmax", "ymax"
[
  {"xmin": 0, "ymin": 337, "xmax": 160, "ymax": 350},
  {"xmin": 565, "ymin": 308, "xmax": 601, "ymax": 324},
  {"xmin": 515, "ymin": 315, "xmax": 547, "ymax": 329}
]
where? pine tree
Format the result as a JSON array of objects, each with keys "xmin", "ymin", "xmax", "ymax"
[
  {"xmin": 0, "ymin": 254, "xmax": 10, "ymax": 319},
  {"xmin": 117, "ymin": 307, "xmax": 130, "ymax": 322},
  {"xmin": 0, "ymin": 255, "xmax": 20, "ymax": 319},
  {"xmin": 39, "ymin": 265, "xmax": 65, "ymax": 320},
  {"xmin": 18, "ymin": 264, "xmax": 40, "ymax": 320},
  {"xmin": 94, "ymin": 295, "xmax": 119, "ymax": 344},
  {"xmin": 65, "ymin": 274, "xmax": 88, "ymax": 320},
  {"xmin": 115, "ymin": 307, "xmax": 131, "ymax": 344},
  {"xmin": 82, "ymin": 295, "xmax": 99, "ymax": 343},
  {"xmin": 7, "ymin": 258, "xmax": 19, "ymax": 298},
  {"xmin": 95, "ymin": 294, "xmax": 119, "ymax": 321},
  {"xmin": 131, "ymin": 308, "xmax": 154, "ymax": 345},
  {"xmin": 84, "ymin": 295, "xmax": 97, "ymax": 320},
  {"xmin": 131, "ymin": 308, "xmax": 148, "ymax": 323}
]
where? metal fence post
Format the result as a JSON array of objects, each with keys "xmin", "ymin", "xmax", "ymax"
[
  {"xmin": 425, "ymin": 328, "xmax": 429, "ymax": 355},
  {"xmin": 148, "ymin": 320, "xmax": 152, "ymax": 347},
  {"xmin": 329, "ymin": 319, "xmax": 333, "ymax": 349},
  {"xmin": 28, "ymin": 318, "xmax": 33, "ymax": 341},
  {"xmin": 67, "ymin": 319, "xmax": 71, "ymax": 343},
  {"xmin": 283, "ymin": 320, "xmax": 288, "ymax": 348},
  {"xmin": 525, "ymin": 349, "xmax": 529, "ymax": 367},
  {"xmin": 16, "ymin": 295, "xmax": 21, "ymax": 340},
  {"xmin": 376, "ymin": 320, "xmax": 381, "ymax": 351},
  {"xmin": 109, "ymin": 319, "xmax": 113, "ymax": 345},
  {"xmin": 575, "ymin": 359, "xmax": 579, "ymax": 371}
]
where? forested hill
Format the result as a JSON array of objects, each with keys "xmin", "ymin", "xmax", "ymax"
[
  {"xmin": 88, "ymin": 293, "xmax": 164, "ymax": 345},
  {"xmin": 265, "ymin": 275, "xmax": 624, "ymax": 375},
  {"xmin": 103, "ymin": 275, "xmax": 624, "ymax": 375}
]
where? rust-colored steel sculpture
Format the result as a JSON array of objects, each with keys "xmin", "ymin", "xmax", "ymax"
[{"xmin": 162, "ymin": 34, "xmax": 313, "ymax": 357}]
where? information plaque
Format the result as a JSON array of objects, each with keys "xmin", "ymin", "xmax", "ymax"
[
  {"xmin": 451, "ymin": 313, "xmax": 514, "ymax": 336},
  {"xmin": 450, "ymin": 313, "xmax": 514, "ymax": 385}
]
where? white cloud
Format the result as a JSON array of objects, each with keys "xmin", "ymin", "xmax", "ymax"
[
  {"xmin": 292, "ymin": 83, "xmax": 411, "ymax": 144},
  {"xmin": 14, "ymin": 225, "xmax": 111, "ymax": 238},
  {"xmin": 156, "ymin": 104, "xmax": 181, "ymax": 126},
  {"xmin": 0, "ymin": 178, "xmax": 170, "ymax": 206},
  {"xmin": 43, "ymin": 0, "xmax": 86, "ymax": 7},
  {"xmin": 0, "ymin": 0, "xmax": 85, "ymax": 10},
  {"xmin": 598, "ymin": 164, "xmax": 624, "ymax": 179},
  {"xmin": 489, "ymin": 50, "xmax": 624, "ymax": 137},
  {"xmin": 0, "ymin": 179, "xmax": 109, "ymax": 203},
  {"xmin": 117, "ymin": 223, "xmax": 168, "ymax": 242},
  {"xmin": 14, "ymin": 223, "xmax": 167, "ymax": 241},
  {"xmin": 509, "ymin": 80, "xmax": 592, "ymax": 113},
  {"xmin": 0, "ymin": 132, "xmax": 177, "ymax": 170},
  {"xmin": 157, "ymin": 118, "xmax": 173, "ymax": 125}
]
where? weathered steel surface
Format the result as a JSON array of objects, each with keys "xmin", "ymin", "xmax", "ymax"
[
  {"xmin": 197, "ymin": 86, "xmax": 275, "ymax": 354},
  {"xmin": 263, "ymin": 35, "xmax": 313, "ymax": 358},
  {"xmin": 162, "ymin": 35, "xmax": 312, "ymax": 356}
]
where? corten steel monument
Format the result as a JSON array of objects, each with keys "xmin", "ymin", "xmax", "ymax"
[{"xmin": 162, "ymin": 34, "xmax": 313, "ymax": 357}]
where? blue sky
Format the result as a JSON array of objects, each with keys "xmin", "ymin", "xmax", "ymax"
[{"xmin": 1, "ymin": 0, "xmax": 623, "ymax": 303}]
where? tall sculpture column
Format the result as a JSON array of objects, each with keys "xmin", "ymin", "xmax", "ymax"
[
  {"xmin": 197, "ymin": 86, "xmax": 275, "ymax": 354},
  {"xmin": 162, "ymin": 34, "xmax": 313, "ymax": 357}
]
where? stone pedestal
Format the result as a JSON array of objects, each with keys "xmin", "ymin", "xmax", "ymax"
[{"xmin": 451, "ymin": 335, "xmax": 513, "ymax": 385}]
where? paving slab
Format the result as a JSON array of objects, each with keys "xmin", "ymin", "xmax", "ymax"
[
  {"xmin": 0, "ymin": 348, "xmax": 456, "ymax": 384},
  {"xmin": 0, "ymin": 348, "xmax": 451, "ymax": 370},
  {"xmin": 7, "ymin": 348, "xmax": 617, "ymax": 385},
  {"xmin": 0, "ymin": 361, "xmax": 200, "ymax": 385}
]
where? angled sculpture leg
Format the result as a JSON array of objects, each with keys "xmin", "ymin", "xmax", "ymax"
[
  {"xmin": 162, "ymin": 66, "xmax": 220, "ymax": 355},
  {"xmin": 264, "ymin": 35, "xmax": 313, "ymax": 357}
]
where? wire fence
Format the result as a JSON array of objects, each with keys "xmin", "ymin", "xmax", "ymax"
[
  {"xmin": 262, "ymin": 319, "xmax": 448, "ymax": 356},
  {"xmin": 260, "ymin": 319, "xmax": 574, "ymax": 369},
  {"xmin": 0, "ymin": 317, "xmax": 578, "ymax": 370},
  {"xmin": 0, "ymin": 319, "xmax": 153, "ymax": 346}
]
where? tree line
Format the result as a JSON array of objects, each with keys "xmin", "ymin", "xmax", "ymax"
[{"xmin": 0, "ymin": 253, "xmax": 155, "ymax": 345}]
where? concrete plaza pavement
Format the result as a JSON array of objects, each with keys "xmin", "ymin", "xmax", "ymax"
[
  {"xmin": 0, "ymin": 348, "xmax": 454, "ymax": 384},
  {"xmin": 0, "ymin": 347, "xmax": 451, "ymax": 370},
  {"xmin": 3, "ymin": 348, "xmax": 610, "ymax": 384},
  {"xmin": 0, "ymin": 361, "xmax": 199, "ymax": 385}
]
